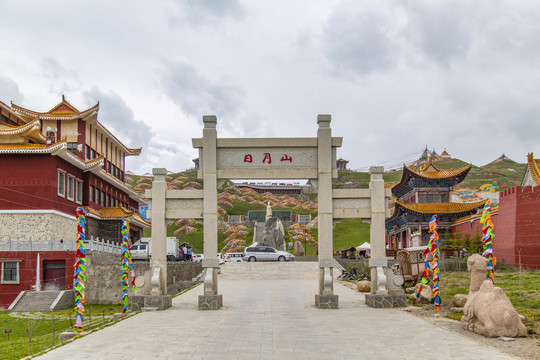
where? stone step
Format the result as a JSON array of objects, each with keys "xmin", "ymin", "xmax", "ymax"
[{"xmin": 11, "ymin": 290, "xmax": 62, "ymax": 312}]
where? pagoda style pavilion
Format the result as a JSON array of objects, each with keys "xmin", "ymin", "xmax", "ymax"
[
  {"xmin": 0, "ymin": 96, "xmax": 150, "ymax": 242},
  {"xmin": 386, "ymin": 159, "xmax": 485, "ymax": 249}
]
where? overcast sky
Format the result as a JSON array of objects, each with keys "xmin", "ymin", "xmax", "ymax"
[{"xmin": 1, "ymin": 0, "xmax": 539, "ymax": 173}]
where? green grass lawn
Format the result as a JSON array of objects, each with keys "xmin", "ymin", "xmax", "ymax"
[
  {"xmin": 438, "ymin": 270, "xmax": 540, "ymax": 334},
  {"xmin": 0, "ymin": 304, "xmax": 125, "ymax": 360},
  {"xmin": 283, "ymin": 218, "xmax": 370, "ymax": 256}
]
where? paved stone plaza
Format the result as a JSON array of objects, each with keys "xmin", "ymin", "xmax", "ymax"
[{"xmin": 36, "ymin": 262, "xmax": 518, "ymax": 360}]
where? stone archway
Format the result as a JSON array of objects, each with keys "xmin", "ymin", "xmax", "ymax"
[{"xmin": 146, "ymin": 114, "xmax": 402, "ymax": 310}]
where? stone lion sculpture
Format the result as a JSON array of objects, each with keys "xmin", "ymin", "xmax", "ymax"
[{"xmin": 461, "ymin": 280, "xmax": 527, "ymax": 337}]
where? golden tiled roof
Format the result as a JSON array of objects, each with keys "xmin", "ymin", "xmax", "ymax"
[
  {"xmin": 0, "ymin": 119, "xmax": 41, "ymax": 135},
  {"xmin": 527, "ymin": 153, "xmax": 540, "ymax": 185},
  {"xmin": 84, "ymin": 206, "xmax": 151, "ymax": 227},
  {"xmin": 85, "ymin": 206, "xmax": 133, "ymax": 219},
  {"xmin": 127, "ymin": 147, "xmax": 142, "ymax": 155},
  {"xmin": 0, "ymin": 139, "xmax": 66, "ymax": 152},
  {"xmin": 11, "ymin": 96, "xmax": 98, "ymax": 120},
  {"xmin": 404, "ymin": 162, "xmax": 471, "ymax": 179},
  {"xmin": 396, "ymin": 200, "xmax": 486, "ymax": 214},
  {"xmin": 0, "ymin": 143, "xmax": 47, "ymax": 150},
  {"xmin": 452, "ymin": 204, "xmax": 498, "ymax": 225}
]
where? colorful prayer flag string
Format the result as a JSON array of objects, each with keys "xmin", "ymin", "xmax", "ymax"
[
  {"xmin": 429, "ymin": 216, "xmax": 441, "ymax": 311},
  {"xmin": 121, "ymin": 218, "xmax": 137, "ymax": 313},
  {"xmin": 413, "ymin": 215, "xmax": 441, "ymax": 311},
  {"xmin": 480, "ymin": 200, "xmax": 496, "ymax": 283},
  {"xmin": 74, "ymin": 207, "xmax": 87, "ymax": 333}
]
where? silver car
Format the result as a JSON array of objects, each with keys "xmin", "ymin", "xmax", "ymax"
[{"xmin": 243, "ymin": 246, "xmax": 294, "ymax": 262}]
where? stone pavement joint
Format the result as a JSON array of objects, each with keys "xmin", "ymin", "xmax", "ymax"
[{"xmin": 35, "ymin": 262, "xmax": 519, "ymax": 360}]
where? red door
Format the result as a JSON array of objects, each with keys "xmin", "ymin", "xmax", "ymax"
[{"xmin": 43, "ymin": 261, "xmax": 66, "ymax": 290}]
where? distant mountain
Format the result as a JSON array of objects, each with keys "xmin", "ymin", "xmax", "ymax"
[
  {"xmin": 336, "ymin": 156, "xmax": 526, "ymax": 191},
  {"xmin": 126, "ymin": 155, "xmax": 527, "ymax": 193}
]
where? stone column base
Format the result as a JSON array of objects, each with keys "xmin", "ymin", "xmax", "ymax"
[
  {"xmin": 131, "ymin": 295, "xmax": 172, "ymax": 311},
  {"xmin": 315, "ymin": 294, "xmax": 339, "ymax": 309},
  {"xmin": 365, "ymin": 294, "xmax": 407, "ymax": 308},
  {"xmin": 198, "ymin": 294, "xmax": 223, "ymax": 310}
]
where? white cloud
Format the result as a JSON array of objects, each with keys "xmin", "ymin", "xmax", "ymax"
[
  {"xmin": 0, "ymin": 77, "xmax": 24, "ymax": 104},
  {"xmin": 0, "ymin": 0, "xmax": 538, "ymax": 173}
]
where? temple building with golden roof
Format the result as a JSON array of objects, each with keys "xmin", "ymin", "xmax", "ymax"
[
  {"xmin": 522, "ymin": 153, "xmax": 540, "ymax": 187},
  {"xmin": 0, "ymin": 96, "xmax": 149, "ymax": 244},
  {"xmin": 386, "ymin": 159, "xmax": 486, "ymax": 249}
]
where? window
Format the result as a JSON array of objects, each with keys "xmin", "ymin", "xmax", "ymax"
[
  {"xmin": 106, "ymin": 194, "xmax": 111, "ymax": 207},
  {"xmin": 57, "ymin": 171, "xmax": 65, "ymax": 197},
  {"xmin": 76, "ymin": 181, "xmax": 83, "ymax": 204},
  {"xmin": 101, "ymin": 191, "xmax": 105, "ymax": 206},
  {"xmin": 67, "ymin": 176, "xmax": 75, "ymax": 201},
  {"xmin": 91, "ymin": 149, "xmax": 96, "ymax": 160},
  {"xmin": 96, "ymin": 189, "xmax": 101, "ymax": 205},
  {"xmin": 67, "ymin": 142, "xmax": 78, "ymax": 155},
  {"xmin": 85, "ymin": 145, "xmax": 90, "ymax": 160},
  {"xmin": 1, "ymin": 262, "xmax": 19, "ymax": 284},
  {"xmin": 90, "ymin": 185, "xmax": 95, "ymax": 202}
]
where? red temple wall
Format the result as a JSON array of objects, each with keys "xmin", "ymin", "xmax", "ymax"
[
  {"xmin": 0, "ymin": 154, "xmax": 140, "ymax": 214},
  {"xmin": 499, "ymin": 186, "xmax": 540, "ymax": 269},
  {"xmin": 454, "ymin": 186, "xmax": 540, "ymax": 269},
  {"xmin": 0, "ymin": 155, "xmax": 84, "ymax": 215},
  {"xmin": 0, "ymin": 251, "xmax": 76, "ymax": 309}
]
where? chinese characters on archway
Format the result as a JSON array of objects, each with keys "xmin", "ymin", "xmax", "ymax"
[{"xmin": 244, "ymin": 153, "xmax": 293, "ymax": 164}]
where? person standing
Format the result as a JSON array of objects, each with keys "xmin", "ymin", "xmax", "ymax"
[
  {"xmin": 187, "ymin": 246, "xmax": 193, "ymax": 261},
  {"xmin": 182, "ymin": 245, "xmax": 188, "ymax": 261}
]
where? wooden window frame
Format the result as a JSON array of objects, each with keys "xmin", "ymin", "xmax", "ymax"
[
  {"xmin": 76, "ymin": 180, "xmax": 83, "ymax": 204},
  {"xmin": 66, "ymin": 175, "xmax": 75, "ymax": 201},
  {"xmin": 1, "ymin": 261, "xmax": 20, "ymax": 284},
  {"xmin": 57, "ymin": 170, "xmax": 66, "ymax": 198}
]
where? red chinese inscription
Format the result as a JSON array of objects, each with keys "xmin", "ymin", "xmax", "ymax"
[
  {"xmin": 244, "ymin": 154, "xmax": 253, "ymax": 163},
  {"xmin": 280, "ymin": 154, "xmax": 292, "ymax": 162},
  {"xmin": 263, "ymin": 153, "xmax": 272, "ymax": 164}
]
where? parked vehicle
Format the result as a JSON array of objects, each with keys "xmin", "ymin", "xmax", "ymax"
[
  {"xmin": 131, "ymin": 237, "xmax": 180, "ymax": 261},
  {"xmin": 192, "ymin": 253, "xmax": 225, "ymax": 264},
  {"xmin": 192, "ymin": 254, "xmax": 203, "ymax": 262},
  {"xmin": 225, "ymin": 253, "xmax": 244, "ymax": 262},
  {"xmin": 243, "ymin": 246, "xmax": 294, "ymax": 262}
]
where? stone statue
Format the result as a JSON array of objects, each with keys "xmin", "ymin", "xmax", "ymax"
[
  {"xmin": 262, "ymin": 217, "xmax": 285, "ymax": 250},
  {"xmin": 266, "ymin": 201, "xmax": 272, "ymax": 220},
  {"xmin": 461, "ymin": 280, "xmax": 527, "ymax": 338},
  {"xmin": 467, "ymin": 254, "xmax": 489, "ymax": 295},
  {"xmin": 294, "ymin": 240, "xmax": 305, "ymax": 256}
]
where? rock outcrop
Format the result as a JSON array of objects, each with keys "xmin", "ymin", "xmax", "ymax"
[
  {"xmin": 461, "ymin": 280, "xmax": 527, "ymax": 338},
  {"xmin": 294, "ymin": 240, "xmax": 305, "ymax": 256},
  {"xmin": 262, "ymin": 217, "xmax": 285, "ymax": 250},
  {"xmin": 407, "ymin": 284, "xmax": 432, "ymax": 304},
  {"xmin": 451, "ymin": 294, "xmax": 468, "ymax": 307},
  {"xmin": 356, "ymin": 280, "xmax": 371, "ymax": 292}
]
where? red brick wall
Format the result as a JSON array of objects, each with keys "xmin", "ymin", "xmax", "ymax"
[{"xmin": 0, "ymin": 251, "xmax": 76, "ymax": 309}]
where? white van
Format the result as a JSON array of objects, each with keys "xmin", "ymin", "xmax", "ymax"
[
  {"xmin": 225, "ymin": 253, "xmax": 244, "ymax": 262},
  {"xmin": 131, "ymin": 237, "xmax": 179, "ymax": 261}
]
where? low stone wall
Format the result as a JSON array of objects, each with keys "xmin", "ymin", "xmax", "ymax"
[
  {"xmin": 0, "ymin": 212, "xmax": 76, "ymax": 243},
  {"xmin": 293, "ymin": 256, "xmax": 318, "ymax": 262},
  {"xmin": 85, "ymin": 253, "xmax": 202, "ymax": 304}
]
